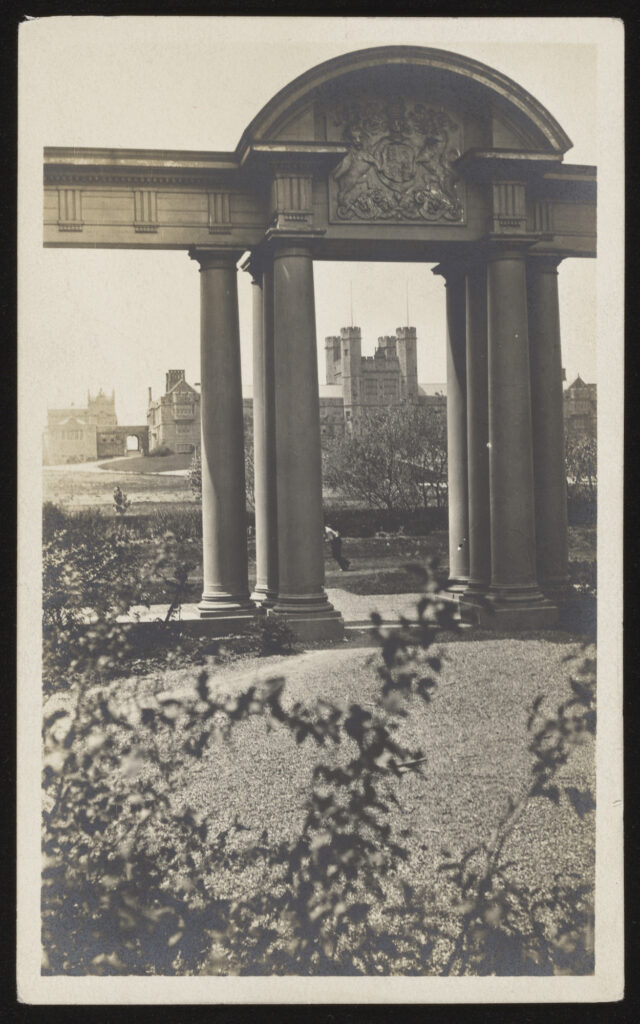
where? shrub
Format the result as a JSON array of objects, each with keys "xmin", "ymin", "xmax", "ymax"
[
  {"xmin": 148, "ymin": 507, "xmax": 203, "ymax": 541},
  {"xmin": 322, "ymin": 506, "xmax": 447, "ymax": 538},
  {"xmin": 41, "ymin": 559, "xmax": 595, "ymax": 976},
  {"xmin": 43, "ymin": 501, "xmax": 70, "ymax": 537},
  {"xmin": 43, "ymin": 505, "xmax": 109, "ymax": 543},
  {"xmin": 148, "ymin": 445, "xmax": 174, "ymax": 457},
  {"xmin": 323, "ymin": 405, "xmax": 448, "ymax": 513},
  {"xmin": 113, "ymin": 486, "xmax": 130, "ymax": 518},
  {"xmin": 42, "ymin": 521, "xmax": 197, "ymax": 694},
  {"xmin": 188, "ymin": 450, "xmax": 201, "ymax": 500},
  {"xmin": 247, "ymin": 612, "xmax": 297, "ymax": 656}
]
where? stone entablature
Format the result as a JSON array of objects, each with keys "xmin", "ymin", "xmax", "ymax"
[{"xmin": 43, "ymin": 47, "xmax": 596, "ymax": 262}]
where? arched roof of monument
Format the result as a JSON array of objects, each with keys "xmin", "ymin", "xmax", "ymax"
[{"xmin": 238, "ymin": 46, "xmax": 572, "ymax": 156}]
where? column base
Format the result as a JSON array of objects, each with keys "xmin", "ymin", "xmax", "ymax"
[
  {"xmin": 198, "ymin": 593, "xmax": 255, "ymax": 622},
  {"xmin": 269, "ymin": 593, "xmax": 344, "ymax": 641},
  {"xmin": 250, "ymin": 585, "xmax": 278, "ymax": 608},
  {"xmin": 461, "ymin": 585, "xmax": 558, "ymax": 631},
  {"xmin": 463, "ymin": 579, "xmax": 490, "ymax": 597},
  {"xmin": 445, "ymin": 578, "xmax": 471, "ymax": 599}
]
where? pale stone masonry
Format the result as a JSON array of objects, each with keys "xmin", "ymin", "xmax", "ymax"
[
  {"xmin": 564, "ymin": 375, "xmax": 597, "ymax": 438},
  {"xmin": 147, "ymin": 370, "xmax": 201, "ymax": 454},
  {"xmin": 146, "ymin": 342, "xmax": 445, "ymax": 455},
  {"xmin": 325, "ymin": 325, "xmax": 420, "ymax": 425},
  {"xmin": 43, "ymin": 388, "xmax": 148, "ymax": 464}
]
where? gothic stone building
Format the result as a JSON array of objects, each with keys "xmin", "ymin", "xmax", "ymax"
[
  {"xmin": 149, "ymin": 326, "xmax": 444, "ymax": 454},
  {"xmin": 150, "ymin": 328, "xmax": 444, "ymax": 455},
  {"xmin": 323, "ymin": 325, "xmax": 445, "ymax": 436},
  {"xmin": 147, "ymin": 370, "xmax": 201, "ymax": 454},
  {"xmin": 44, "ymin": 388, "xmax": 149, "ymax": 464},
  {"xmin": 563, "ymin": 375, "xmax": 597, "ymax": 439}
]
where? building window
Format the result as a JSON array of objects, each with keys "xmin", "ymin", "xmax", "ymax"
[{"xmin": 174, "ymin": 404, "xmax": 194, "ymax": 419}]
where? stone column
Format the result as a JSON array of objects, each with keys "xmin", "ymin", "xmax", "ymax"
[
  {"xmin": 247, "ymin": 257, "xmax": 278, "ymax": 605},
  {"xmin": 271, "ymin": 244, "xmax": 343, "ymax": 640},
  {"xmin": 482, "ymin": 247, "xmax": 556, "ymax": 629},
  {"xmin": 527, "ymin": 256, "xmax": 570, "ymax": 599},
  {"xmin": 435, "ymin": 263, "xmax": 470, "ymax": 593},
  {"xmin": 462, "ymin": 261, "xmax": 491, "ymax": 599},
  {"xmin": 190, "ymin": 249, "xmax": 252, "ymax": 621}
]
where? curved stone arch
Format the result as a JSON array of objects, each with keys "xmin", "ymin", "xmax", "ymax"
[
  {"xmin": 116, "ymin": 426, "xmax": 149, "ymax": 456},
  {"xmin": 237, "ymin": 46, "xmax": 572, "ymax": 156}
]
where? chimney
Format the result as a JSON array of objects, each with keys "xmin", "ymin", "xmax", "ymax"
[
  {"xmin": 148, "ymin": 386, "xmax": 153, "ymax": 404},
  {"xmin": 166, "ymin": 369, "xmax": 186, "ymax": 393}
]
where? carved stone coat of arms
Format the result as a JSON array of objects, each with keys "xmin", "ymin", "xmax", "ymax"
[{"xmin": 330, "ymin": 94, "xmax": 464, "ymax": 223}]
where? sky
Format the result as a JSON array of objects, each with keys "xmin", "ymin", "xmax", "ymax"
[{"xmin": 20, "ymin": 17, "xmax": 603, "ymax": 428}]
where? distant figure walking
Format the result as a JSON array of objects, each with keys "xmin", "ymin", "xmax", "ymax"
[{"xmin": 324, "ymin": 525, "xmax": 350, "ymax": 571}]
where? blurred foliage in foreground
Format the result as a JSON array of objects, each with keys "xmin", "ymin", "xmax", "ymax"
[{"xmin": 42, "ymin": 549, "xmax": 595, "ymax": 976}]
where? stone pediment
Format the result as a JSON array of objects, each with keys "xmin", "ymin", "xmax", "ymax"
[
  {"xmin": 239, "ymin": 46, "xmax": 572, "ymax": 156},
  {"xmin": 43, "ymin": 46, "xmax": 595, "ymax": 260}
]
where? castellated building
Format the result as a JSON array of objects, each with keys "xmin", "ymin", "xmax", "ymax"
[
  {"xmin": 147, "ymin": 330, "xmax": 443, "ymax": 454},
  {"xmin": 325, "ymin": 326, "xmax": 419, "ymax": 427}
]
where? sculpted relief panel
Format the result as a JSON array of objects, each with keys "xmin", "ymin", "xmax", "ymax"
[{"xmin": 329, "ymin": 93, "xmax": 464, "ymax": 224}]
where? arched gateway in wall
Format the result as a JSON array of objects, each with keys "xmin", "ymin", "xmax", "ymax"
[{"xmin": 43, "ymin": 47, "xmax": 596, "ymax": 639}]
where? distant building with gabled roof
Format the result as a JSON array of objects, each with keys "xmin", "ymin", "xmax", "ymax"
[
  {"xmin": 43, "ymin": 388, "xmax": 148, "ymax": 464},
  {"xmin": 564, "ymin": 375, "xmax": 597, "ymax": 439},
  {"xmin": 147, "ymin": 370, "xmax": 201, "ymax": 454}
]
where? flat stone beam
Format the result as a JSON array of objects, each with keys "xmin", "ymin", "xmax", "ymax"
[{"xmin": 190, "ymin": 248, "xmax": 254, "ymax": 625}]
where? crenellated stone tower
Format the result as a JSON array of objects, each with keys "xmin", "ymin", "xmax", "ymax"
[
  {"xmin": 86, "ymin": 387, "xmax": 117, "ymax": 428},
  {"xmin": 396, "ymin": 326, "xmax": 419, "ymax": 402},
  {"xmin": 325, "ymin": 324, "xmax": 419, "ymax": 425}
]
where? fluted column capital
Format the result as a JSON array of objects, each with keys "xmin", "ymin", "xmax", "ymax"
[
  {"xmin": 432, "ymin": 260, "xmax": 469, "ymax": 285},
  {"xmin": 526, "ymin": 253, "xmax": 564, "ymax": 275},
  {"xmin": 239, "ymin": 250, "xmax": 266, "ymax": 286},
  {"xmin": 188, "ymin": 246, "xmax": 245, "ymax": 271}
]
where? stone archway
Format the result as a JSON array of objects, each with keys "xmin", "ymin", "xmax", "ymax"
[{"xmin": 43, "ymin": 46, "xmax": 596, "ymax": 638}]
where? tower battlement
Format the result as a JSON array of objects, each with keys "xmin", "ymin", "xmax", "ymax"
[{"xmin": 325, "ymin": 324, "xmax": 420, "ymax": 422}]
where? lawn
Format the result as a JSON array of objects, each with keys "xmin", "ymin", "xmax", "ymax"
[
  {"xmin": 43, "ymin": 466, "xmax": 193, "ymax": 509},
  {"xmin": 98, "ymin": 452, "xmax": 193, "ymax": 474}
]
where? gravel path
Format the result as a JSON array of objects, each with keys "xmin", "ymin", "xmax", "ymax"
[{"xmin": 146, "ymin": 637, "xmax": 595, "ymax": 908}]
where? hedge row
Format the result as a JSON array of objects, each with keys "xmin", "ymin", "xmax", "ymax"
[
  {"xmin": 322, "ymin": 506, "xmax": 448, "ymax": 537},
  {"xmin": 43, "ymin": 497, "xmax": 595, "ymax": 543}
]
